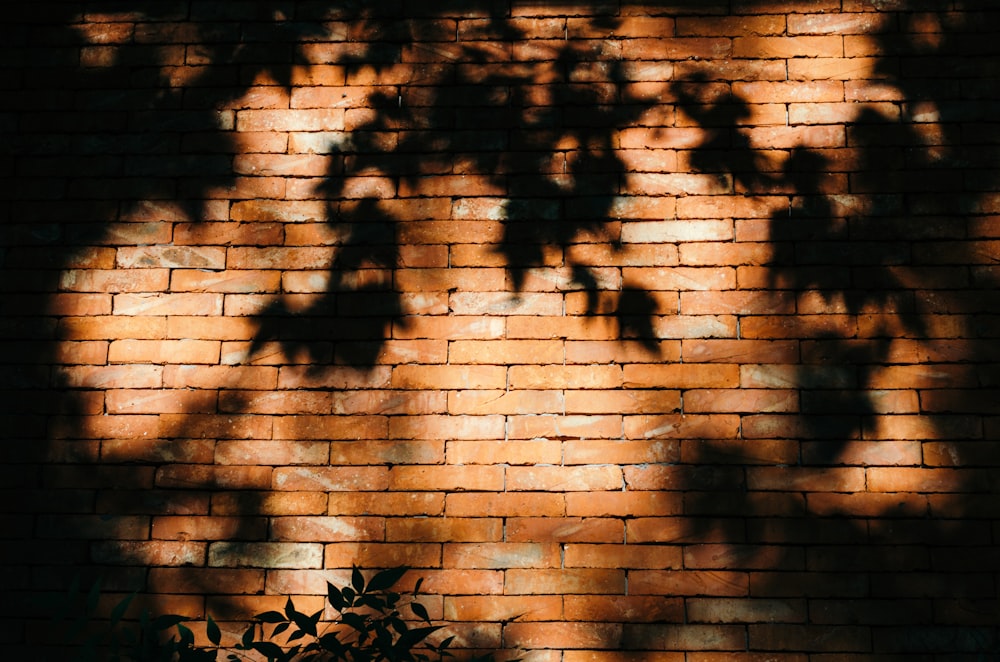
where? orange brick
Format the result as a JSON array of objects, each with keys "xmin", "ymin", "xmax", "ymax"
[
  {"xmin": 504, "ymin": 622, "xmax": 623, "ymax": 650},
  {"xmin": 324, "ymin": 542, "xmax": 442, "ymax": 569},
  {"xmin": 448, "ymin": 390, "xmax": 564, "ymax": 415},
  {"xmin": 113, "ymin": 292, "xmax": 223, "ymax": 316},
  {"xmin": 510, "ymin": 364, "xmax": 623, "ymax": 389},
  {"xmin": 623, "ymin": 363, "xmax": 739, "ymax": 388},
  {"xmin": 59, "ymin": 268, "xmax": 170, "ymax": 293},
  {"xmin": 508, "ymin": 415, "xmax": 623, "ymax": 440},
  {"xmin": 151, "ymin": 516, "xmax": 267, "ymax": 541},
  {"xmin": 449, "ymin": 340, "xmax": 564, "ymax": 364},
  {"xmin": 155, "ymin": 465, "xmax": 270, "ymax": 491},
  {"xmin": 506, "ymin": 517, "xmax": 624, "ymax": 543},
  {"xmin": 391, "ymin": 365, "xmax": 507, "ymax": 390},
  {"xmin": 108, "ymin": 339, "xmax": 220, "ymax": 364},
  {"xmin": 565, "ymin": 492, "xmax": 682, "ymax": 518},
  {"xmin": 328, "ymin": 492, "xmax": 444, "ymax": 516},
  {"xmin": 148, "ymin": 568, "xmax": 265, "ymax": 594},
  {"xmin": 507, "ymin": 466, "xmax": 623, "ymax": 492},
  {"xmin": 386, "ymin": 517, "xmax": 502, "ymax": 542},
  {"xmin": 684, "ymin": 388, "xmax": 798, "ymax": 413},
  {"xmin": 389, "ymin": 414, "xmax": 506, "ymax": 440},
  {"xmin": 272, "ymin": 415, "xmax": 388, "ymax": 441},
  {"xmin": 624, "ymin": 414, "xmax": 741, "ymax": 441},
  {"xmin": 568, "ymin": 340, "xmax": 695, "ymax": 368},
  {"xmin": 445, "ymin": 595, "xmax": 562, "ymax": 622},
  {"xmin": 388, "ymin": 465, "xmax": 505, "ymax": 492},
  {"xmin": 105, "ymin": 389, "xmax": 217, "ymax": 414},
  {"xmin": 270, "ymin": 516, "xmax": 384, "ymax": 542},
  {"xmin": 446, "ymin": 439, "xmax": 562, "ymax": 465},
  {"xmin": 505, "ymin": 569, "xmax": 625, "ymax": 595},
  {"xmin": 211, "ymin": 491, "xmax": 327, "ymax": 516}
]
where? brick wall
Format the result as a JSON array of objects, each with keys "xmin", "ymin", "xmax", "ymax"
[{"xmin": 3, "ymin": 0, "xmax": 1000, "ymax": 659}]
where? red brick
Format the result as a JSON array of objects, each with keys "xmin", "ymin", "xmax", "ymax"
[
  {"xmin": 507, "ymin": 517, "xmax": 624, "ymax": 543},
  {"xmin": 505, "ymin": 622, "xmax": 623, "ymax": 650},
  {"xmin": 113, "ymin": 292, "xmax": 223, "ymax": 316},
  {"xmin": 324, "ymin": 542, "xmax": 442, "ymax": 569},
  {"xmin": 208, "ymin": 541, "xmax": 323, "ymax": 569},
  {"xmin": 148, "ymin": 568, "xmax": 265, "ymax": 595},
  {"xmin": 386, "ymin": 517, "xmax": 502, "ymax": 542},
  {"xmin": 392, "ymin": 365, "xmax": 507, "ymax": 389},
  {"xmin": 446, "ymin": 439, "xmax": 562, "ymax": 465},
  {"xmin": 158, "ymin": 413, "xmax": 271, "ymax": 440},
  {"xmin": 505, "ymin": 569, "xmax": 625, "ymax": 595},
  {"xmin": 328, "ymin": 492, "xmax": 444, "ymax": 516},
  {"xmin": 748, "ymin": 467, "xmax": 866, "ymax": 492},
  {"xmin": 508, "ymin": 415, "xmax": 623, "ymax": 440},
  {"xmin": 270, "ymin": 516, "xmax": 384, "ymax": 542},
  {"xmin": 623, "ymin": 414, "xmax": 741, "ymax": 441},
  {"xmin": 117, "ymin": 247, "xmax": 226, "ymax": 270},
  {"xmin": 271, "ymin": 466, "xmax": 390, "ymax": 492},
  {"xmin": 91, "ymin": 541, "xmax": 206, "ymax": 567},
  {"xmin": 108, "ymin": 339, "xmax": 220, "ymax": 364},
  {"xmin": 389, "ymin": 414, "xmax": 506, "ymax": 440},
  {"xmin": 444, "ymin": 595, "xmax": 562, "ymax": 622},
  {"xmin": 510, "ymin": 364, "xmax": 623, "ymax": 389},
  {"xmin": 448, "ymin": 390, "xmax": 564, "ymax": 415},
  {"xmin": 623, "ymin": 364, "xmax": 739, "ymax": 388},
  {"xmin": 629, "ymin": 570, "xmax": 749, "ymax": 597},
  {"xmin": 388, "ymin": 465, "xmax": 505, "ymax": 492},
  {"xmin": 171, "ymin": 270, "xmax": 281, "ymax": 293},
  {"xmin": 680, "ymin": 439, "xmax": 799, "ymax": 465},
  {"xmin": 443, "ymin": 542, "xmax": 561, "ymax": 569},
  {"xmin": 446, "ymin": 493, "xmax": 564, "ymax": 517},
  {"xmin": 684, "ymin": 389, "xmax": 798, "ymax": 413},
  {"xmin": 59, "ymin": 268, "xmax": 170, "ymax": 293},
  {"xmin": 211, "ymin": 492, "xmax": 327, "ymax": 516},
  {"xmin": 449, "ymin": 340, "xmax": 564, "ymax": 364},
  {"xmin": 151, "ymin": 516, "xmax": 267, "ymax": 541},
  {"xmin": 564, "ymin": 543, "xmax": 682, "ymax": 569},
  {"xmin": 272, "ymin": 415, "xmax": 388, "ymax": 441}
]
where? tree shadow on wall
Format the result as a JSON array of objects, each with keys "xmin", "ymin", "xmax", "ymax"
[
  {"xmin": 0, "ymin": 1, "xmax": 669, "ymax": 656},
  {"xmin": 251, "ymin": 12, "xmax": 660, "ymax": 366},
  {"xmin": 0, "ymin": 0, "xmax": 327, "ymax": 652},
  {"xmin": 4, "ymin": 0, "xmax": 1000, "ymax": 660},
  {"xmin": 670, "ymin": 6, "xmax": 1000, "ymax": 656}
]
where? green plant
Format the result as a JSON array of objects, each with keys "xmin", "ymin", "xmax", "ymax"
[
  {"xmin": 231, "ymin": 566, "xmax": 453, "ymax": 662},
  {"xmin": 48, "ymin": 566, "xmax": 460, "ymax": 662},
  {"xmin": 48, "ymin": 576, "xmax": 218, "ymax": 662}
]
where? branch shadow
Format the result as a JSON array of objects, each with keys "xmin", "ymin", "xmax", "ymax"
[{"xmin": 3, "ymin": 0, "xmax": 1000, "ymax": 660}]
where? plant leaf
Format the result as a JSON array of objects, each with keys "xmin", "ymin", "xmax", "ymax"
[
  {"xmin": 367, "ymin": 566, "xmax": 408, "ymax": 593},
  {"xmin": 398, "ymin": 624, "xmax": 442, "ymax": 650},
  {"xmin": 410, "ymin": 601, "xmax": 430, "ymax": 622},
  {"xmin": 284, "ymin": 596, "xmax": 301, "ymax": 623},
  {"xmin": 289, "ymin": 603, "xmax": 318, "ymax": 637},
  {"xmin": 152, "ymin": 614, "xmax": 188, "ymax": 631},
  {"xmin": 255, "ymin": 610, "xmax": 287, "ymax": 624},
  {"xmin": 341, "ymin": 611, "xmax": 368, "ymax": 633},
  {"xmin": 177, "ymin": 622, "xmax": 195, "ymax": 647},
  {"xmin": 206, "ymin": 614, "xmax": 222, "ymax": 646},
  {"xmin": 327, "ymin": 582, "xmax": 347, "ymax": 612},
  {"xmin": 239, "ymin": 624, "xmax": 255, "ymax": 649},
  {"xmin": 251, "ymin": 641, "xmax": 286, "ymax": 661},
  {"xmin": 84, "ymin": 580, "xmax": 101, "ymax": 614},
  {"xmin": 109, "ymin": 592, "xmax": 136, "ymax": 627},
  {"xmin": 352, "ymin": 566, "xmax": 365, "ymax": 594}
]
